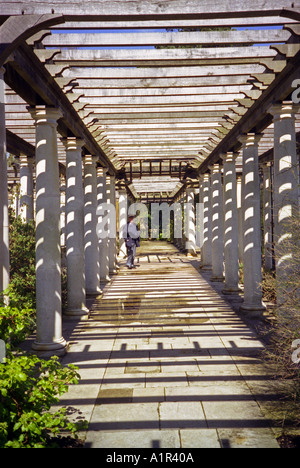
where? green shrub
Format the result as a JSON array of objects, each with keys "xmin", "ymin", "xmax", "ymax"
[
  {"xmin": 0, "ymin": 354, "xmax": 82, "ymax": 448},
  {"xmin": 0, "ymin": 302, "xmax": 86, "ymax": 448},
  {"xmin": 8, "ymin": 208, "xmax": 36, "ymax": 311},
  {"xmin": 0, "ymin": 304, "xmax": 35, "ymax": 352}
]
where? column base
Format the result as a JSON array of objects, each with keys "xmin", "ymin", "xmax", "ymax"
[
  {"xmin": 239, "ymin": 302, "xmax": 266, "ymax": 317},
  {"xmin": 200, "ymin": 264, "xmax": 212, "ymax": 270},
  {"xmin": 32, "ymin": 337, "xmax": 68, "ymax": 358},
  {"xmin": 100, "ymin": 276, "xmax": 111, "ymax": 283},
  {"xmin": 186, "ymin": 252, "xmax": 198, "ymax": 258},
  {"xmin": 64, "ymin": 306, "xmax": 89, "ymax": 320},
  {"xmin": 222, "ymin": 286, "xmax": 242, "ymax": 295},
  {"xmin": 86, "ymin": 288, "xmax": 102, "ymax": 297},
  {"xmin": 210, "ymin": 275, "xmax": 224, "ymax": 282}
]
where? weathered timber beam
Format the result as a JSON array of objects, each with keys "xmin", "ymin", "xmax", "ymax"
[
  {"xmin": 34, "ymin": 46, "xmax": 278, "ymax": 63},
  {"xmin": 70, "ymin": 85, "xmax": 253, "ymax": 97},
  {"xmin": 6, "ymin": 129, "xmax": 35, "ymax": 158},
  {"xmin": 41, "ymin": 29, "xmax": 290, "ymax": 47},
  {"xmin": 197, "ymin": 49, "xmax": 300, "ymax": 173},
  {"xmin": 1, "ymin": 0, "xmax": 299, "ymax": 20},
  {"xmin": 77, "ymin": 95, "xmax": 244, "ymax": 106},
  {"xmin": 5, "ymin": 43, "xmax": 115, "ymax": 173},
  {"xmin": 0, "ymin": 14, "xmax": 64, "ymax": 66},
  {"xmin": 49, "ymin": 16, "xmax": 298, "ymax": 29},
  {"xmin": 49, "ymin": 64, "xmax": 267, "ymax": 79}
]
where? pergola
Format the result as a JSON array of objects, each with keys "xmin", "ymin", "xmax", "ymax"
[{"xmin": 0, "ymin": 0, "xmax": 299, "ymax": 357}]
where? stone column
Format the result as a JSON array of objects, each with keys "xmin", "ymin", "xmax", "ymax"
[
  {"xmin": 62, "ymin": 137, "xmax": 89, "ymax": 318},
  {"xmin": 97, "ymin": 166, "xmax": 110, "ymax": 283},
  {"xmin": 262, "ymin": 162, "xmax": 273, "ymax": 271},
  {"xmin": 269, "ymin": 102, "xmax": 299, "ymax": 297},
  {"xmin": 84, "ymin": 154, "xmax": 101, "ymax": 296},
  {"xmin": 182, "ymin": 191, "xmax": 188, "ymax": 251},
  {"xmin": 118, "ymin": 184, "xmax": 128, "ymax": 258},
  {"xmin": 173, "ymin": 195, "xmax": 178, "ymax": 248},
  {"xmin": 210, "ymin": 163, "xmax": 224, "ymax": 281},
  {"xmin": 239, "ymin": 133, "xmax": 266, "ymax": 316},
  {"xmin": 197, "ymin": 175, "xmax": 204, "ymax": 252},
  {"xmin": 60, "ymin": 175, "xmax": 66, "ymax": 250},
  {"xmin": 0, "ymin": 66, "xmax": 9, "ymax": 295},
  {"xmin": 200, "ymin": 172, "xmax": 212, "ymax": 269},
  {"xmin": 185, "ymin": 184, "xmax": 197, "ymax": 256},
  {"xmin": 222, "ymin": 152, "xmax": 240, "ymax": 294},
  {"xmin": 236, "ymin": 174, "xmax": 243, "ymax": 263},
  {"xmin": 178, "ymin": 193, "xmax": 184, "ymax": 250},
  {"xmin": 19, "ymin": 154, "xmax": 34, "ymax": 222},
  {"xmin": 107, "ymin": 174, "xmax": 117, "ymax": 274},
  {"xmin": 29, "ymin": 106, "xmax": 67, "ymax": 356}
]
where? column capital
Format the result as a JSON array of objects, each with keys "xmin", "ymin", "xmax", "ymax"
[
  {"xmin": 268, "ymin": 100, "xmax": 300, "ymax": 120},
  {"xmin": 97, "ymin": 166, "xmax": 108, "ymax": 177},
  {"xmin": 117, "ymin": 180, "xmax": 127, "ymax": 192},
  {"xmin": 220, "ymin": 151, "xmax": 239, "ymax": 164},
  {"xmin": 61, "ymin": 137, "xmax": 85, "ymax": 151},
  {"xmin": 238, "ymin": 133, "xmax": 263, "ymax": 147},
  {"xmin": 17, "ymin": 154, "xmax": 34, "ymax": 166},
  {"xmin": 202, "ymin": 172, "xmax": 210, "ymax": 182},
  {"xmin": 108, "ymin": 173, "xmax": 116, "ymax": 182},
  {"xmin": 28, "ymin": 105, "xmax": 62, "ymax": 126},
  {"xmin": 185, "ymin": 178, "xmax": 196, "ymax": 190},
  {"xmin": 211, "ymin": 162, "xmax": 221, "ymax": 174},
  {"xmin": 84, "ymin": 153, "xmax": 98, "ymax": 164}
]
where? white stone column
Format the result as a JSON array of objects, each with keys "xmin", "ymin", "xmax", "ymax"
[
  {"xmin": 185, "ymin": 184, "xmax": 197, "ymax": 256},
  {"xmin": 239, "ymin": 133, "xmax": 266, "ymax": 316},
  {"xmin": 29, "ymin": 106, "xmax": 67, "ymax": 356},
  {"xmin": 62, "ymin": 137, "xmax": 89, "ymax": 318},
  {"xmin": 178, "ymin": 193, "xmax": 184, "ymax": 250},
  {"xmin": 0, "ymin": 66, "xmax": 9, "ymax": 295},
  {"xmin": 19, "ymin": 154, "xmax": 34, "ymax": 222},
  {"xmin": 269, "ymin": 102, "xmax": 299, "ymax": 297},
  {"xmin": 60, "ymin": 175, "xmax": 66, "ymax": 250},
  {"xmin": 222, "ymin": 152, "xmax": 240, "ymax": 294},
  {"xmin": 97, "ymin": 166, "xmax": 110, "ymax": 283},
  {"xmin": 200, "ymin": 173, "xmax": 212, "ymax": 269},
  {"xmin": 107, "ymin": 174, "xmax": 117, "ymax": 274},
  {"xmin": 197, "ymin": 175, "xmax": 204, "ymax": 252},
  {"xmin": 118, "ymin": 185, "xmax": 128, "ymax": 258},
  {"xmin": 236, "ymin": 174, "xmax": 243, "ymax": 263},
  {"xmin": 210, "ymin": 163, "xmax": 224, "ymax": 281},
  {"xmin": 84, "ymin": 154, "xmax": 101, "ymax": 296},
  {"xmin": 262, "ymin": 162, "xmax": 273, "ymax": 271}
]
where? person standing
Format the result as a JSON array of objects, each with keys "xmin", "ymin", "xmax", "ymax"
[{"xmin": 123, "ymin": 215, "xmax": 140, "ymax": 269}]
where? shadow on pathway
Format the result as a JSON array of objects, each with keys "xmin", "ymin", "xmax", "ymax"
[{"xmin": 57, "ymin": 241, "xmax": 284, "ymax": 448}]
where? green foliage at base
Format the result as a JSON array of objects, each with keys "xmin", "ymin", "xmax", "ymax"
[
  {"xmin": 0, "ymin": 297, "xmax": 86, "ymax": 448},
  {"xmin": 0, "ymin": 354, "xmax": 82, "ymax": 448}
]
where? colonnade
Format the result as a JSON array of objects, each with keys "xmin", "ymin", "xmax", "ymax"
[
  {"xmin": 174, "ymin": 100, "xmax": 299, "ymax": 317},
  {"xmin": 2, "ymin": 104, "xmax": 121, "ymax": 356},
  {"xmin": 0, "ymin": 99, "xmax": 299, "ymax": 356}
]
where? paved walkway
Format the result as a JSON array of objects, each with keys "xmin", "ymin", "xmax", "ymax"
[{"xmin": 58, "ymin": 241, "xmax": 281, "ymax": 448}]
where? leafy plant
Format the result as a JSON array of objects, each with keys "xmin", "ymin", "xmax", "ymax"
[
  {"xmin": 8, "ymin": 207, "xmax": 36, "ymax": 310},
  {"xmin": 0, "ymin": 304, "xmax": 35, "ymax": 352},
  {"xmin": 0, "ymin": 354, "xmax": 82, "ymax": 448}
]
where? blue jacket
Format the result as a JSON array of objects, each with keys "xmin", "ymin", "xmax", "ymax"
[{"xmin": 123, "ymin": 222, "xmax": 141, "ymax": 248}]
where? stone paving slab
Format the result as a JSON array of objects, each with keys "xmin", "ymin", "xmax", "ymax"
[{"xmin": 57, "ymin": 241, "xmax": 281, "ymax": 448}]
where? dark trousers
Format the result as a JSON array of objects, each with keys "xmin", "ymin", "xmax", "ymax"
[{"xmin": 126, "ymin": 244, "xmax": 136, "ymax": 267}]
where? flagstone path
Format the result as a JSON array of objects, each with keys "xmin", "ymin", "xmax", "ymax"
[{"xmin": 58, "ymin": 241, "xmax": 281, "ymax": 448}]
